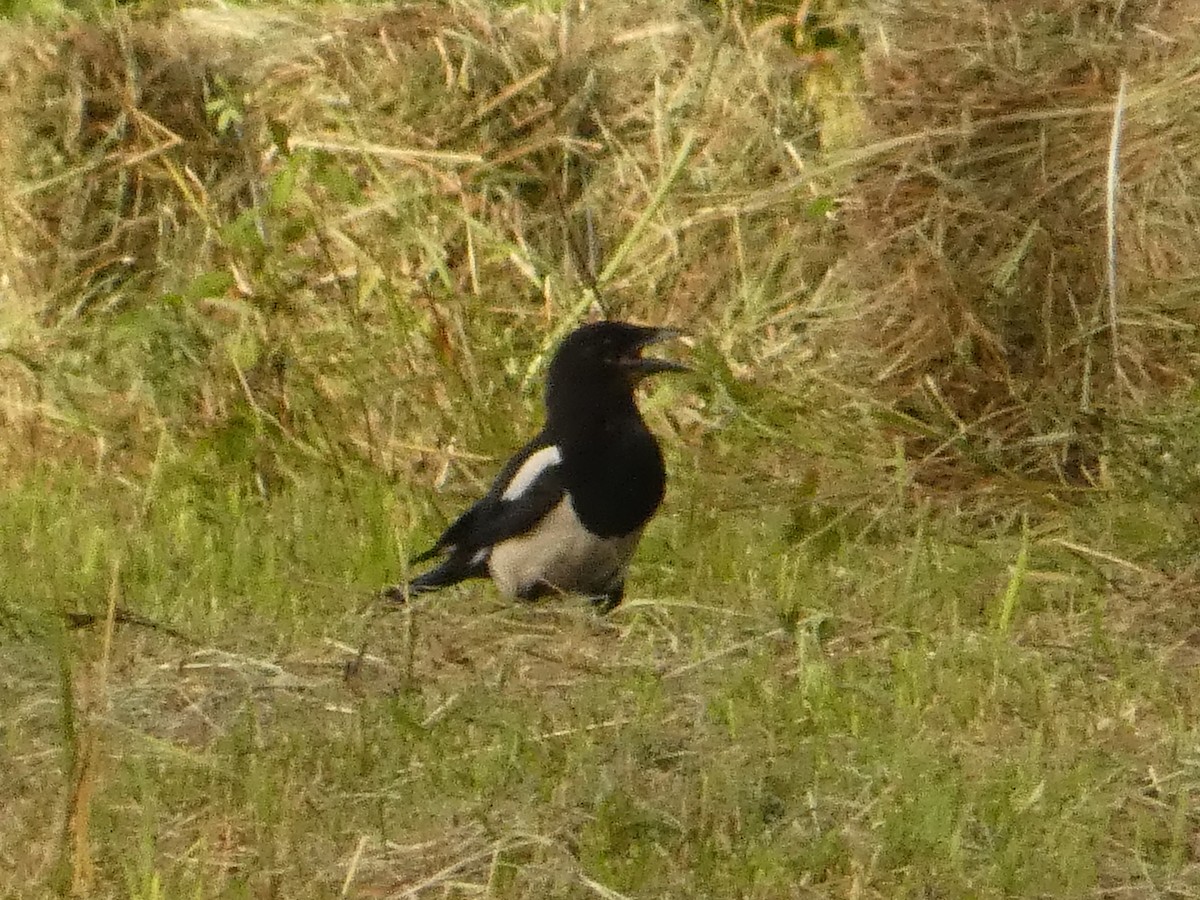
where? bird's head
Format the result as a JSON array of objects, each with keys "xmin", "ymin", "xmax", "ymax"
[
  {"xmin": 550, "ymin": 320, "xmax": 688, "ymax": 385},
  {"xmin": 545, "ymin": 321, "xmax": 688, "ymax": 419}
]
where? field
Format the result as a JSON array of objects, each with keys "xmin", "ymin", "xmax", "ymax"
[{"xmin": 3, "ymin": 1, "xmax": 1200, "ymax": 897}]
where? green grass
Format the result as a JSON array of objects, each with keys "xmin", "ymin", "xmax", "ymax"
[{"xmin": 4, "ymin": 421, "xmax": 1200, "ymax": 897}]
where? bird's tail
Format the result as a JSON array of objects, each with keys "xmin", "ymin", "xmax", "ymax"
[{"xmin": 381, "ymin": 554, "xmax": 481, "ymax": 604}]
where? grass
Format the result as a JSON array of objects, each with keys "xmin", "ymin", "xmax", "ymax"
[
  {"xmin": 4, "ymin": 417, "xmax": 1200, "ymax": 897},
  {"xmin": 3, "ymin": 0, "xmax": 1200, "ymax": 896}
]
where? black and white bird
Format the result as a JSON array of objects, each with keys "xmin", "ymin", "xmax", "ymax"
[{"xmin": 385, "ymin": 321, "xmax": 687, "ymax": 612}]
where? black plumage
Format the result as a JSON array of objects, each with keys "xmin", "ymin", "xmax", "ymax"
[{"xmin": 385, "ymin": 321, "xmax": 686, "ymax": 612}]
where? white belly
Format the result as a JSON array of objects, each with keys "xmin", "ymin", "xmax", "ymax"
[{"xmin": 488, "ymin": 495, "xmax": 642, "ymax": 599}]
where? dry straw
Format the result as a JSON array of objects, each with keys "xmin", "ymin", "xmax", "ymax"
[
  {"xmin": 840, "ymin": 0, "xmax": 1200, "ymax": 485},
  {"xmin": 0, "ymin": 1, "xmax": 833, "ymax": 486},
  {"xmin": 3, "ymin": 0, "xmax": 1197, "ymax": 495}
]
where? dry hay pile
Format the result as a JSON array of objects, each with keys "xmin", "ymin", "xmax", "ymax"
[
  {"xmin": 0, "ymin": 10, "xmax": 297, "ymax": 472},
  {"xmin": 0, "ymin": 1, "xmax": 829, "ymax": 481},
  {"xmin": 0, "ymin": 13, "xmax": 281, "ymax": 319},
  {"xmin": 843, "ymin": 0, "xmax": 1200, "ymax": 485}
]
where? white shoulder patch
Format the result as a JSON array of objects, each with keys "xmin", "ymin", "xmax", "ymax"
[{"xmin": 502, "ymin": 445, "xmax": 562, "ymax": 501}]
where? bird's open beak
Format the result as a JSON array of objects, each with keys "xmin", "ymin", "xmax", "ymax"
[{"xmin": 621, "ymin": 327, "xmax": 690, "ymax": 377}]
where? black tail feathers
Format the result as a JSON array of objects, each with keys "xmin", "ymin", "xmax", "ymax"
[{"xmin": 382, "ymin": 553, "xmax": 482, "ymax": 603}]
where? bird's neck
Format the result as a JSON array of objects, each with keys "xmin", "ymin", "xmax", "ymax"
[
  {"xmin": 545, "ymin": 390, "xmax": 665, "ymax": 538},
  {"xmin": 545, "ymin": 382, "xmax": 643, "ymax": 441}
]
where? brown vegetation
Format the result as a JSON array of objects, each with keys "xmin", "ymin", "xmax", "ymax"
[
  {"xmin": 1, "ymin": 0, "xmax": 1198, "ymax": 492},
  {"xmin": 0, "ymin": 2, "xmax": 832, "ymax": 489},
  {"xmin": 843, "ymin": 0, "xmax": 1200, "ymax": 484}
]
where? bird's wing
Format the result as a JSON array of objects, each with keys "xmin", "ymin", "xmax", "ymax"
[{"xmin": 413, "ymin": 435, "xmax": 566, "ymax": 563}]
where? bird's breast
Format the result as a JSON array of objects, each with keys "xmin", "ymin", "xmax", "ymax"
[
  {"xmin": 563, "ymin": 436, "xmax": 666, "ymax": 538},
  {"xmin": 487, "ymin": 494, "xmax": 642, "ymax": 600}
]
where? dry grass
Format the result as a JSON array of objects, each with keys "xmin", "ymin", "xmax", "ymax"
[
  {"xmin": 0, "ymin": 0, "xmax": 843, "ymax": 487},
  {"xmin": 838, "ymin": 0, "xmax": 1200, "ymax": 484}
]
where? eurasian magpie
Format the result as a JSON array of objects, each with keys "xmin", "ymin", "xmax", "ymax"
[{"xmin": 385, "ymin": 320, "xmax": 687, "ymax": 612}]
